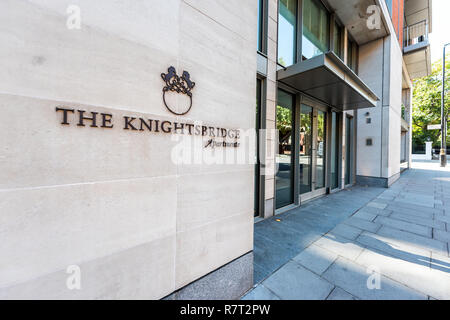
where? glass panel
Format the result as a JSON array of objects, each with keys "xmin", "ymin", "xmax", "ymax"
[
  {"xmin": 333, "ymin": 22, "xmax": 342, "ymax": 59},
  {"xmin": 255, "ymin": 79, "xmax": 262, "ymax": 217},
  {"xmin": 257, "ymin": 0, "xmax": 263, "ymax": 52},
  {"xmin": 330, "ymin": 112, "xmax": 339, "ymax": 189},
  {"xmin": 278, "ymin": 0, "xmax": 297, "ymax": 67},
  {"xmin": 347, "ymin": 39, "xmax": 353, "ymax": 69},
  {"xmin": 302, "ymin": 0, "xmax": 329, "ymax": 60},
  {"xmin": 347, "ymin": 39, "xmax": 358, "ymax": 72},
  {"xmin": 316, "ymin": 110, "xmax": 326, "ymax": 189},
  {"xmin": 299, "ymin": 105, "xmax": 312, "ymax": 194},
  {"xmin": 345, "ymin": 116, "xmax": 353, "ymax": 185},
  {"xmin": 276, "ymin": 89, "xmax": 295, "ymax": 209}
]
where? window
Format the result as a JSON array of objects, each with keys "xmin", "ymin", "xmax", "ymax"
[
  {"xmin": 302, "ymin": 0, "xmax": 329, "ymax": 60},
  {"xmin": 347, "ymin": 38, "xmax": 358, "ymax": 72},
  {"xmin": 278, "ymin": 0, "xmax": 297, "ymax": 67},
  {"xmin": 257, "ymin": 0, "xmax": 264, "ymax": 52},
  {"xmin": 333, "ymin": 21, "xmax": 343, "ymax": 59}
]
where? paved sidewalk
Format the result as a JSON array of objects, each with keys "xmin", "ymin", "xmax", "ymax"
[{"xmin": 243, "ymin": 161, "xmax": 450, "ymax": 300}]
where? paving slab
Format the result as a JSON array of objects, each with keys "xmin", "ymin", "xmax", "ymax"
[
  {"xmin": 389, "ymin": 212, "xmax": 446, "ymax": 230},
  {"xmin": 255, "ymin": 220, "xmax": 312, "ymax": 252},
  {"xmin": 253, "ymin": 233, "xmax": 293, "ymax": 281},
  {"xmin": 387, "ymin": 206, "xmax": 435, "ymax": 219},
  {"xmin": 367, "ymin": 202, "xmax": 388, "ymax": 209},
  {"xmin": 313, "ymin": 234, "xmax": 365, "ymax": 261},
  {"xmin": 353, "ymin": 210, "xmax": 377, "ymax": 221},
  {"xmin": 292, "ymin": 244, "xmax": 338, "ymax": 275},
  {"xmin": 356, "ymin": 231, "xmax": 431, "ymax": 267},
  {"xmin": 377, "ymin": 226, "xmax": 448, "ymax": 256},
  {"xmin": 322, "ymin": 257, "xmax": 427, "ymax": 300},
  {"xmin": 242, "ymin": 285, "xmax": 280, "ymax": 300},
  {"xmin": 358, "ymin": 206, "xmax": 392, "ymax": 216},
  {"xmin": 329, "ymin": 223, "xmax": 362, "ymax": 240},
  {"xmin": 326, "ymin": 287, "xmax": 357, "ymax": 300},
  {"xmin": 262, "ymin": 261, "xmax": 334, "ymax": 300},
  {"xmin": 343, "ymin": 217, "xmax": 381, "ymax": 233},
  {"xmin": 253, "ymin": 262, "xmax": 269, "ymax": 284},
  {"xmin": 374, "ymin": 216, "xmax": 432, "ymax": 238},
  {"xmin": 356, "ymin": 249, "xmax": 450, "ymax": 300},
  {"xmin": 387, "ymin": 202, "xmax": 443, "ymax": 216}
]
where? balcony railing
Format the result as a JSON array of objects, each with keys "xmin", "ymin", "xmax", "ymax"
[{"xmin": 404, "ymin": 20, "xmax": 429, "ymax": 49}]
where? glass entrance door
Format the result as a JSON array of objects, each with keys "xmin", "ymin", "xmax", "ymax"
[
  {"xmin": 299, "ymin": 103, "xmax": 327, "ymax": 201},
  {"xmin": 299, "ymin": 105, "xmax": 312, "ymax": 194},
  {"xmin": 316, "ymin": 110, "xmax": 326, "ymax": 189},
  {"xmin": 275, "ymin": 89, "xmax": 295, "ymax": 209}
]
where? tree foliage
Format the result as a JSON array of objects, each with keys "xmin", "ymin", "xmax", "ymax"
[{"xmin": 412, "ymin": 56, "xmax": 450, "ymax": 147}]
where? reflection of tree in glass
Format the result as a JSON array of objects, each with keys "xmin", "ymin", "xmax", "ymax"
[
  {"xmin": 317, "ymin": 112, "xmax": 326, "ymax": 157},
  {"xmin": 300, "ymin": 112, "xmax": 312, "ymax": 155},
  {"xmin": 277, "ymin": 106, "xmax": 292, "ymax": 154},
  {"xmin": 317, "ymin": 114, "xmax": 325, "ymax": 142}
]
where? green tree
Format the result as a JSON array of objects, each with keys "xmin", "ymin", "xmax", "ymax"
[{"xmin": 412, "ymin": 56, "xmax": 450, "ymax": 148}]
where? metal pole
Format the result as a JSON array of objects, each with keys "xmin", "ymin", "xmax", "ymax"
[{"xmin": 441, "ymin": 44, "xmax": 449, "ymax": 167}]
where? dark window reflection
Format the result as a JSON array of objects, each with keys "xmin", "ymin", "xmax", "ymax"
[
  {"xmin": 331, "ymin": 112, "xmax": 339, "ymax": 189},
  {"xmin": 257, "ymin": 0, "xmax": 263, "ymax": 52},
  {"xmin": 255, "ymin": 79, "xmax": 262, "ymax": 217}
]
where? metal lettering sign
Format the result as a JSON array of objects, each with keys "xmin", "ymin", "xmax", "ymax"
[{"xmin": 54, "ymin": 67, "xmax": 240, "ymax": 149}]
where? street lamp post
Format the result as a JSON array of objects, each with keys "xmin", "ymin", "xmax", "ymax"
[{"xmin": 440, "ymin": 43, "xmax": 450, "ymax": 167}]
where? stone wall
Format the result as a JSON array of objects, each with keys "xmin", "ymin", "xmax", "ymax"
[{"xmin": 0, "ymin": 0, "xmax": 257, "ymax": 299}]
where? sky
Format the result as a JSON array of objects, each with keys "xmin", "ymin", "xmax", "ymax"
[{"xmin": 429, "ymin": 0, "xmax": 450, "ymax": 62}]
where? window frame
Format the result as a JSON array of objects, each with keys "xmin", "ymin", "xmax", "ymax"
[
  {"xmin": 301, "ymin": 0, "xmax": 331, "ymax": 61},
  {"xmin": 277, "ymin": 0, "xmax": 299, "ymax": 67},
  {"xmin": 346, "ymin": 34, "xmax": 359, "ymax": 73},
  {"xmin": 330, "ymin": 15, "xmax": 344, "ymax": 60},
  {"xmin": 257, "ymin": 0, "xmax": 268, "ymax": 55}
]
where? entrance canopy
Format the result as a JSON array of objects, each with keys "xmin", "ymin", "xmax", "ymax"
[{"xmin": 277, "ymin": 52, "xmax": 379, "ymax": 110}]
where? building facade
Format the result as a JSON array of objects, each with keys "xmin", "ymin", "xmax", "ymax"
[
  {"xmin": 255, "ymin": 0, "xmax": 432, "ymax": 219},
  {"xmin": 0, "ymin": 0, "xmax": 432, "ymax": 300}
]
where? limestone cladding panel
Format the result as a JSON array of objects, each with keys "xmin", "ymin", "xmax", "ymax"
[{"xmin": 0, "ymin": 0, "xmax": 257, "ymax": 299}]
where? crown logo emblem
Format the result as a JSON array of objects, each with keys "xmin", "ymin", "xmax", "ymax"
[{"xmin": 161, "ymin": 66, "xmax": 196, "ymax": 115}]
